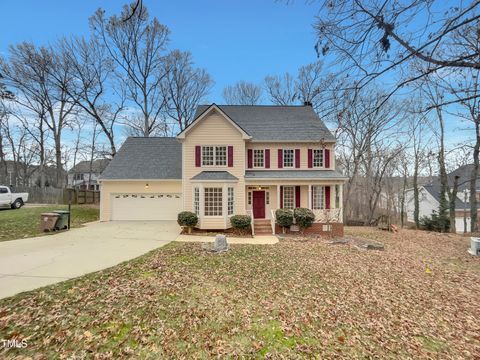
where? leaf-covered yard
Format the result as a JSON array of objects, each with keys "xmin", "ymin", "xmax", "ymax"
[{"xmin": 0, "ymin": 227, "xmax": 479, "ymax": 358}]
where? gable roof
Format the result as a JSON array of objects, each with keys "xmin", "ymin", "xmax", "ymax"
[
  {"xmin": 69, "ymin": 159, "xmax": 110, "ymax": 174},
  {"xmin": 184, "ymin": 104, "xmax": 336, "ymax": 142},
  {"xmin": 100, "ymin": 137, "xmax": 182, "ymax": 180}
]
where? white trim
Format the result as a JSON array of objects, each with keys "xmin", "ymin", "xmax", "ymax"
[
  {"xmin": 245, "ymin": 177, "xmax": 348, "ymax": 182},
  {"xmin": 190, "ymin": 179, "xmax": 238, "ymax": 183},
  {"xmin": 99, "ymin": 179, "xmax": 182, "ymax": 182},
  {"xmin": 177, "ymin": 104, "xmax": 252, "ymax": 140},
  {"xmin": 249, "ymin": 139, "xmax": 336, "ymax": 143}
]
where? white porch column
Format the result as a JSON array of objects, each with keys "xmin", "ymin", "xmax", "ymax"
[
  {"xmin": 308, "ymin": 184, "xmax": 312, "ymax": 209},
  {"xmin": 339, "ymin": 184, "xmax": 344, "ymax": 223}
]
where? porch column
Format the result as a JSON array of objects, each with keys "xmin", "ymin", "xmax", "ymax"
[
  {"xmin": 308, "ymin": 184, "xmax": 312, "ymax": 209},
  {"xmin": 339, "ymin": 184, "xmax": 344, "ymax": 223}
]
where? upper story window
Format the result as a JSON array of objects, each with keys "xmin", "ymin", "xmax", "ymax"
[
  {"xmin": 74, "ymin": 173, "xmax": 84, "ymax": 181},
  {"xmin": 313, "ymin": 149, "xmax": 324, "ymax": 167},
  {"xmin": 202, "ymin": 146, "xmax": 226, "ymax": 166},
  {"xmin": 283, "ymin": 149, "xmax": 294, "ymax": 168},
  {"xmin": 253, "ymin": 149, "xmax": 264, "ymax": 168}
]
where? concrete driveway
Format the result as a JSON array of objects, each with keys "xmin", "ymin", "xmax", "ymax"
[{"xmin": 0, "ymin": 221, "xmax": 180, "ymax": 299}]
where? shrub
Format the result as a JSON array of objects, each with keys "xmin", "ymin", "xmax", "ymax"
[
  {"xmin": 294, "ymin": 207, "xmax": 315, "ymax": 233},
  {"xmin": 419, "ymin": 211, "xmax": 450, "ymax": 232},
  {"xmin": 230, "ymin": 215, "xmax": 252, "ymax": 232},
  {"xmin": 177, "ymin": 211, "xmax": 198, "ymax": 233},
  {"xmin": 275, "ymin": 209, "xmax": 294, "ymax": 233}
]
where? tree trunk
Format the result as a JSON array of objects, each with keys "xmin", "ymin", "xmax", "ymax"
[
  {"xmin": 413, "ymin": 161, "xmax": 420, "ymax": 228},
  {"xmin": 55, "ymin": 135, "xmax": 63, "ymax": 188},
  {"xmin": 436, "ymin": 107, "xmax": 450, "ymax": 232},
  {"xmin": 449, "ymin": 176, "xmax": 459, "ymax": 233}
]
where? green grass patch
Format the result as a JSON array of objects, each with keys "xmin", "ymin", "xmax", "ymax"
[{"xmin": 0, "ymin": 205, "xmax": 99, "ymax": 242}]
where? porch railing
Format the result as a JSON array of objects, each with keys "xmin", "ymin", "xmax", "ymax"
[
  {"xmin": 312, "ymin": 209, "xmax": 342, "ymax": 223},
  {"xmin": 270, "ymin": 209, "xmax": 276, "ymax": 235},
  {"xmin": 247, "ymin": 209, "xmax": 254, "ymax": 236}
]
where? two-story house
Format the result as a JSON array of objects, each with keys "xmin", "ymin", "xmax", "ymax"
[
  {"xmin": 68, "ymin": 159, "xmax": 110, "ymax": 190},
  {"xmin": 99, "ymin": 104, "xmax": 348, "ymax": 235}
]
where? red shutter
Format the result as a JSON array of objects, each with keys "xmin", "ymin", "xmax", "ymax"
[
  {"xmin": 195, "ymin": 146, "xmax": 201, "ymax": 167},
  {"xmin": 324, "ymin": 149, "xmax": 330, "ymax": 168},
  {"xmin": 265, "ymin": 149, "xmax": 270, "ymax": 168},
  {"xmin": 278, "ymin": 149, "xmax": 283, "ymax": 168},
  {"xmin": 295, "ymin": 186, "xmax": 301, "ymax": 208},
  {"xmin": 228, "ymin": 146, "xmax": 233, "ymax": 167},
  {"xmin": 308, "ymin": 149, "xmax": 313, "ymax": 168},
  {"xmin": 295, "ymin": 149, "xmax": 300, "ymax": 168},
  {"xmin": 280, "ymin": 186, "xmax": 283, "ymax": 208},
  {"xmin": 247, "ymin": 149, "xmax": 253, "ymax": 168},
  {"xmin": 325, "ymin": 186, "xmax": 331, "ymax": 209}
]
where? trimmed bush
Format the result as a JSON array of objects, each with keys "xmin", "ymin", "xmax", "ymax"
[
  {"xmin": 177, "ymin": 211, "xmax": 198, "ymax": 233},
  {"xmin": 230, "ymin": 215, "xmax": 252, "ymax": 231},
  {"xmin": 275, "ymin": 209, "xmax": 294, "ymax": 233},
  {"xmin": 294, "ymin": 207, "xmax": 315, "ymax": 233}
]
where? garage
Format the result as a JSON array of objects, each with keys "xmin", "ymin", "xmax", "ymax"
[{"xmin": 111, "ymin": 193, "xmax": 182, "ymax": 221}]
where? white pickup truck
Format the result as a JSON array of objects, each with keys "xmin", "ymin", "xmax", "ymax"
[{"xmin": 0, "ymin": 186, "xmax": 29, "ymax": 209}]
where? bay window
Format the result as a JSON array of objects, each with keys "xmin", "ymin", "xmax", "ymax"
[
  {"xmin": 228, "ymin": 187, "xmax": 234, "ymax": 215},
  {"xmin": 204, "ymin": 187, "xmax": 223, "ymax": 216},
  {"xmin": 193, "ymin": 187, "xmax": 200, "ymax": 215}
]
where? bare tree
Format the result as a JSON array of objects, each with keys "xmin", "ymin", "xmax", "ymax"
[
  {"xmin": 222, "ymin": 81, "xmax": 262, "ymax": 105},
  {"xmin": 90, "ymin": 2, "xmax": 171, "ymax": 137},
  {"xmin": 315, "ymin": 0, "xmax": 480, "ymax": 106},
  {"xmin": 162, "ymin": 50, "xmax": 213, "ymax": 132},
  {"xmin": 264, "ymin": 73, "xmax": 297, "ymax": 105},
  {"xmin": 58, "ymin": 36, "xmax": 125, "ymax": 157}
]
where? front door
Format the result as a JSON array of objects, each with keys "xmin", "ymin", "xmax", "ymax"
[{"xmin": 252, "ymin": 191, "xmax": 265, "ymax": 219}]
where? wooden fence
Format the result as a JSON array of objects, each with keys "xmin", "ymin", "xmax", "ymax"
[{"xmin": 14, "ymin": 186, "xmax": 100, "ymax": 205}]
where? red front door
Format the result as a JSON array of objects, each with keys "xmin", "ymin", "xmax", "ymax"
[{"xmin": 252, "ymin": 191, "xmax": 266, "ymax": 219}]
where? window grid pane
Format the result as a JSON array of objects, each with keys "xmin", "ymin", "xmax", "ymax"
[
  {"xmin": 202, "ymin": 146, "xmax": 214, "ymax": 166},
  {"xmin": 248, "ymin": 192, "xmax": 252, "ymax": 205},
  {"xmin": 283, "ymin": 149, "xmax": 294, "ymax": 167},
  {"xmin": 266, "ymin": 191, "xmax": 270, "ymax": 205},
  {"xmin": 194, "ymin": 187, "xmax": 200, "ymax": 215},
  {"xmin": 253, "ymin": 149, "xmax": 264, "ymax": 167},
  {"xmin": 204, "ymin": 187, "xmax": 222, "ymax": 216},
  {"xmin": 312, "ymin": 186, "xmax": 324, "ymax": 210},
  {"xmin": 215, "ymin": 146, "xmax": 227, "ymax": 166},
  {"xmin": 283, "ymin": 186, "xmax": 294, "ymax": 209},
  {"xmin": 313, "ymin": 149, "xmax": 324, "ymax": 167},
  {"xmin": 228, "ymin": 187, "xmax": 234, "ymax": 215}
]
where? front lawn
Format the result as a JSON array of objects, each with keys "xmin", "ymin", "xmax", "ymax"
[
  {"xmin": 0, "ymin": 228, "xmax": 479, "ymax": 358},
  {"xmin": 0, "ymin": 205, "xmax": 99, "ymax": 242}
]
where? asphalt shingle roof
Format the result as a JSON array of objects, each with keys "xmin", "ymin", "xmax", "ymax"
[
  {"xmin": 100, "ymin": 137, "xmax": 182, "ymax": 180},
  {"xmin": 191, "ymin": 171, "xmax": 239, "ymax": 181},
  {"xmin": 70, "ymin": 159, "xmax": 110, "ymax": 174},
  {"xmin": 193, "ymin": 105, "xmax": 336, "ymax": 142},
  {"xmin": 245, "ymin": 170, "xmax": 348, "ymax": 180}
]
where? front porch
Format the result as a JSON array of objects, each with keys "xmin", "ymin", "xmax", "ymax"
[{"xmin": 245, "ymin": 183, "xmax": 344, "ymax": 235}]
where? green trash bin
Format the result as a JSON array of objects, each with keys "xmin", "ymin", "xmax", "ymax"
[{"xmin": 53, "ymin": 210, "xmax": 70, "ymax": 230}]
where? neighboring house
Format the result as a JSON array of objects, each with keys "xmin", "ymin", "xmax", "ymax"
[
  {"xmin": 405, "ymin": 164, "xmax": 480, "ymax": 233},
  {"xmin": 68, "ymin": 159, "xmax": 110, "ymax": 190},
  {"xmin": 99, "ymin": 104, "xmax": 348, "ymax": 235},
  {"xmin": 0, "ymin": 160, "xmax": 59, "ymax": 187}
]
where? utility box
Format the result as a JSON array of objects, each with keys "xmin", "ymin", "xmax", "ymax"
[
  {"xmin": 468, "ymin": 237, "xmax": 480, "ymax": 256},
  {"xmin": 53, "ymin": 210, "xmax": 70, "ymax": 230},
  {"xmin": 40, "ymin": 213, "xmax": 60, "ymax": 232}
]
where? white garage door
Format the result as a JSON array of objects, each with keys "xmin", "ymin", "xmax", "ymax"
[{"xmin": 111, "ymin": 193, "xmax": 182, "ymax": 221}]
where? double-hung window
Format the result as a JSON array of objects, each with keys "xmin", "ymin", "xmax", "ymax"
[
  {"xmin": 204, "ymin": 187, "xmax": 223, "ymax": 216},
  {"xmin": 202, "ymin": 146, "xmax": 226, "ymax": 166},
  {"xmin": 283, "ymin": 149, "xmax": 294, "ymax": 168},
  {"xmin": 193, "ymin": 187, "xmax": 200, "ymax": 215},
  {"xmin": 253, "ymin": 149, "xmax": 264, "ymax": 168},
  {"xmin": 283, "ymin": 186, "xmax": 295, "ymax": 209},
  {"xmin": 227, "ymin": 187, "xmax": 234, "ymax": 215},
  {"xmin": 312, "ymin": 186, "xmax": 324, "ymax": 210},
  {"xmin": 313, "ymin": 149, "xmax": 324, "ymax": 168}
]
